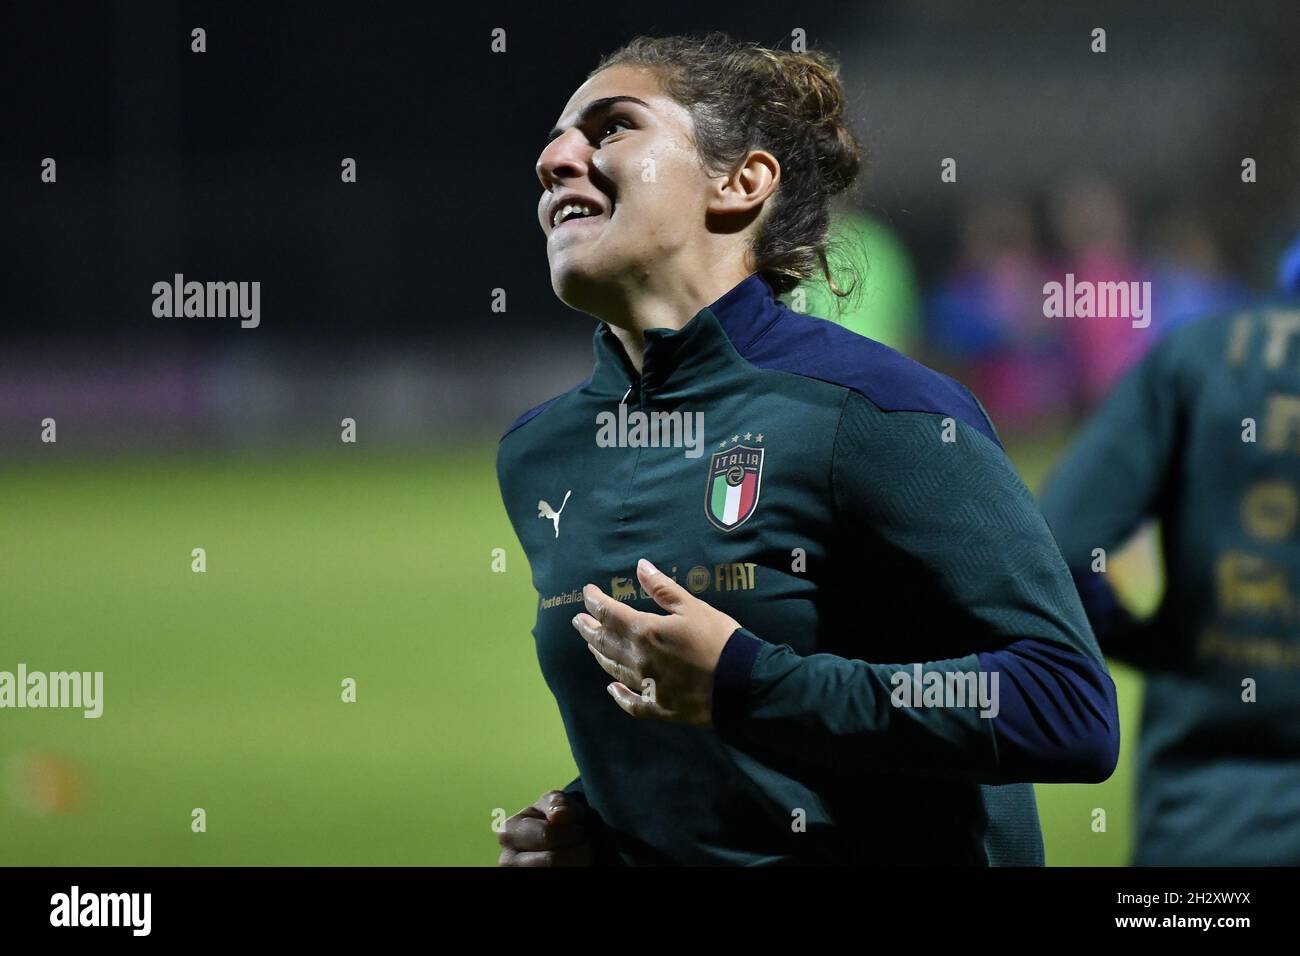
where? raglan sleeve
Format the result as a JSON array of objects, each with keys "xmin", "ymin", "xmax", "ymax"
[
  {"xmin": 708, "ymin": 389, "xmax": 1120, "ymax": 785},
  {"xmin": 1037, "ymin": 335, "xmax": 1182, "ymax": 668}
]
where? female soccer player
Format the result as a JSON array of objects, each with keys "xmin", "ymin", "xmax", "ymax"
[
  {"xmin": 1040, "ymin": 292, "xmax": 1300, "ymax": 865},
  {"xmin": 495, "ymin": 33, "xmax": 1119, "ymax": 866}
]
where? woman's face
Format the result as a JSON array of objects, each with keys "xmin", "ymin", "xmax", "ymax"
[{"xmin": 536, "ymin": 65, "xmax": 712, "ymax": 312}]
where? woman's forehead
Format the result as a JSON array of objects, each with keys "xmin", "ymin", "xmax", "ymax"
[{"xmin": 556, "ymin": 65, "xmax": 677, "ymax": 126}]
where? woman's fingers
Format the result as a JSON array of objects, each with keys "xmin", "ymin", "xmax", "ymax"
[
  {"xmin": 606, "ymin": 681, "xmax": 671, "ymax": 720},
  {"xmin": 498, "ymin": 843, "xmax": 595, "ymax": 867},
  {"xmin": 501, "ymin": 813, "xmax": 587, "ymax": 851},
  {"xmin": 572, "ymin": 611, "xmax": 636, "ymax": 667},
  {"xmin": 531, "ymin": 789, "xmax": 577, "ymax": 819},
  {"xmin": 635, "ymin": 558, "xmax": 690, "ymax": 614},
  {"xmin": 581, "ymin": 584, "xmax": 640, "ymax": 642},
  {"xmin": 498, "ymin": 791, "xmax": 588, "ymax": 853},
  {"xmin": 586, "ymin": 643, "xmax": 640, "ymax": 688}
]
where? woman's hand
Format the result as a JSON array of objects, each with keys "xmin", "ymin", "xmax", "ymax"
[
  {"xmin": 497, "ymin": 790, "xmax": 595, "ymax": 866},
  {"xmin": 572, "ymin": 558, "xmax": 742, "ymax": 726}
]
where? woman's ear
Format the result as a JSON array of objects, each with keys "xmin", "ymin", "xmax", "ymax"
[{"xmin": 709, "ymin": 150, "xmax": 780, "ymax": 216}]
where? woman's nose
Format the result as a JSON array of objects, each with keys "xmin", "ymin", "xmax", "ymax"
[{"xmin": 536, "ymin": 130, "xmax": 589, "ymax": 191}]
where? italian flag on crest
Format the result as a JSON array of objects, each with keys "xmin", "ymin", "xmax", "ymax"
[{"xmin": 705, "ymin": 444, "xmax": 764, "ymax": 531}]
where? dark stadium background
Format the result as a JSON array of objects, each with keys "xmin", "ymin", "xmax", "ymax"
[{"xmin": 2, "ymin": 0, "xmax": 1298, "ymax": 864}]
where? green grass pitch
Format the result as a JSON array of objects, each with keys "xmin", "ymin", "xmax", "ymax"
[{"xmin": 0, "ymin": 443, "xmax": 1143, "ymax": 865}]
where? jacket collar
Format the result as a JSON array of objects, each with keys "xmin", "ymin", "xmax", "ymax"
[{"xmin": 588, "ymin": 273, "xmax": 785, "ymax": 398}]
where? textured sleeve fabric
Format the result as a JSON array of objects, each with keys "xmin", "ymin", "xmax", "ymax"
[
  {"xmin": 710, "ymin": 389, "xmax": 1120, "ymax": 785},
  {"xmin": 1038, "ymin": 335, "xmax": 1182, "ymax": 666}
]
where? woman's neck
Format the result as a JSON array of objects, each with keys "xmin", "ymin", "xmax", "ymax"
[{"xmin": 601, "ymin": 266, "xmax": 754, "ymax": 375}]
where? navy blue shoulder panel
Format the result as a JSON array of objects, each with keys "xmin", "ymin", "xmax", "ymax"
[
  {"xmin": 737, "ymin": 307, "xmax": 1000, "ymax": 446},
  {"xmin": 499, "ymin": 376, "xmax": 590, "ymax": 443}
]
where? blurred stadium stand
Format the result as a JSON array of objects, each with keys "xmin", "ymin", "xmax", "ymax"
[{"xmin": 3, "ymin": 0, "xmax": 1298, "ymax": 453}]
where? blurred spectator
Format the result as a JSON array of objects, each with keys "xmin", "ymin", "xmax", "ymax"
[
  {"xmin": 927, "ymin": 195, "xmax": 1069, "ymax": 428},
  {"xmin": 799, "ymin": 212, "xmax": 923, "ymax": 356},
  {"xmin": 1048, "ymin": 176, "xmax": 1151, "ymax": 409},
  {"xmin": 1147, "ymin": 206, "xmax": 1249, "ymax": 336}
]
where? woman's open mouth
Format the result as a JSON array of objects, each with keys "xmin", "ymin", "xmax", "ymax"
[{"xmin": 550, "ymin": 206, "xmax": 612, "ymax": 241}]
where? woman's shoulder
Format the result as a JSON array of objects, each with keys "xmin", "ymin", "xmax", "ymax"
[
  {"xmin": 747, "ymin": 303, "xmax": 999, "ymax": 448},
  {"xmin": 497, "ymin": 373, "xmax": 596, "ymax": 446}
]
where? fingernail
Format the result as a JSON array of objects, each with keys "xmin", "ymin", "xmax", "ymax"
[{"xmin": 638, "ymin": 558, "xmax": 659, "ymax": 575}]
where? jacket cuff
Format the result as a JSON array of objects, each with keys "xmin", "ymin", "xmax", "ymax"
[{"xmin": 711, "ymin": 627, "xmax": 764, "ymax": 731}]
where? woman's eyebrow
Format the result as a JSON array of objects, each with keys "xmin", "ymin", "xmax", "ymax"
[{"xmin": 547, "ymin": 95, "xmax": 651, "ymax": 142}]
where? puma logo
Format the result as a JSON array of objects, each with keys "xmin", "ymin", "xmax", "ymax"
[{"xmin": 537, "ymin": 490, "xmax": 572, "ymax": 538}]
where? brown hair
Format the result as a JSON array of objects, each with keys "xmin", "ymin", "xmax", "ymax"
[{"xmin": 593, "ymin": 32, "xmax": 865, "ymax": 298}]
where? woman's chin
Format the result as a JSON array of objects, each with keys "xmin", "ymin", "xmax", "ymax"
[{"xmin": 550, "ymin": 264, "xmax": 612, "ymax": 313}]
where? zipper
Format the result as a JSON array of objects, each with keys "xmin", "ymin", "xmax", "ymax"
[
  {"xmin": 616, "ymin": 379, "xmax": 643, "ymax": 525},
  {"xmin": 620, "ymin": 379, "xmax": 643, "ymax": 410}
]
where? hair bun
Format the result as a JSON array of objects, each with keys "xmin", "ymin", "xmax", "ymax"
[{"xmin": 777, "ymin": 50, "xmax": 862, "ymax": 196}]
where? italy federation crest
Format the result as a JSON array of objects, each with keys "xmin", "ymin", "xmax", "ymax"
[{"xmin": 705, "ymin": 444, "xmax": 764, "ymax": 532}]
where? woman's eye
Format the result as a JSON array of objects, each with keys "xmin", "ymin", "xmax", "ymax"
[{"xmin": 599, "ymin": 119, "xmax": 631, "ymax": 140}]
